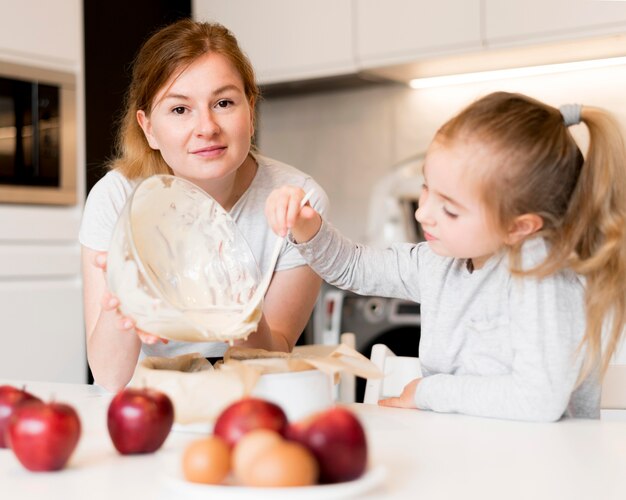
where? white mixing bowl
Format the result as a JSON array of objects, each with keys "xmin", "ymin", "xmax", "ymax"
[{"xmin": 107, "ymin": 175, "xmax": 262, "ymax": 343}]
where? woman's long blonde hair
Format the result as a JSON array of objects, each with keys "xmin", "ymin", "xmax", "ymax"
[
  {"xmin": 109, "ymin": 19, "xmax": 260, "ymax": 178},
  {"xmin": 438, "ymin": 91, "xmax": 626, "ymax": 378}
]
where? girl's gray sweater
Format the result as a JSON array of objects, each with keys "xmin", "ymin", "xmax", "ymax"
[{"xmin": 294, "ymin": 221, "xmax": 600, "ymax": 421}]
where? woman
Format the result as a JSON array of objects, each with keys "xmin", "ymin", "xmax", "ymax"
[{"xmin": 80, "ymin": 19, "xmax": 328, "ymax": 392}]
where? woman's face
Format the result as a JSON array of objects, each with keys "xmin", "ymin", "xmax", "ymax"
[
  {"xmin": 137, "ymin": 52, "xmax": 254, "ymax": 188},
  {"xmin": 415, "ymin": 138, "xmax": 505, "ymax": 270}
]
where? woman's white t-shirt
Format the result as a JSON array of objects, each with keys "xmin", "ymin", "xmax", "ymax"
[{"xmin": 79, "ymin": 154, "xmax": 328, "ymax": 358}]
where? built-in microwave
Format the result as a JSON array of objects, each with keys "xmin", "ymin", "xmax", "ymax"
[{"xmin": 0, "ymin": 61, "xmax": 76, "ymax": 205}]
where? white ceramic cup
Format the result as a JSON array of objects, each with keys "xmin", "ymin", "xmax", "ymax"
[{"xmin": 251, "ymin": 369, "xmax": 334, "ymax": 421}]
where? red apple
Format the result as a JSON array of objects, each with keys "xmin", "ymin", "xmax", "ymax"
[
  {"xmin": 213, "ymin": 398, "xmax": 288, "ymax": 447},
  {"xmin": 286, "ymin": 406, "xmax": 367, "ymax": 483},
  {"xmin": 107, "ymin": 387, "xmax": 174, "ymax": 454},
  {"xmin": 0, "ymin": 385, "xmax": 41, "ymax": 448},
  {"xmin": 7, "ymin": 400, "xmax": 81, "ymax": 471}
]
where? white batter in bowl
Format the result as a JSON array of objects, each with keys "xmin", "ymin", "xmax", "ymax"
[{"xmin": 107, "ymin": 175, "xmax": 262, "ymax": 342}]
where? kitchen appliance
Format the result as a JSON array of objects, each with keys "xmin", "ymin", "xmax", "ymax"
[
  {"xmin": 366, "ymin": 152, "xmax": 425, "ymax": 247},
  {"xmin": 0, "ymin": 61, "xmax": 76, "ymax": 205},
  {"xmin": 309, "ymin": 152, "xmax": 425, "ymax": 401}
]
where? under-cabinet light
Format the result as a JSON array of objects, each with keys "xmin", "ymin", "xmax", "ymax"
[{"xmin": 409, "ymin": 56, "xmax": 626, "ymax": 89}]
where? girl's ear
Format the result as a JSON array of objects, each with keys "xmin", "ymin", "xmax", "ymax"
[{"xmin": 504, "ymin": 213, "xmax": 543, "ymax": 245}]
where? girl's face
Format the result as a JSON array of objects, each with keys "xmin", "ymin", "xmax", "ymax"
[
  {"xmin": 416, "ymin": 139, "xmax": 505, "ymax": 270},
  {"xmin": 137, "ymin": 52, "xmax": 254, "ymax": 190}
]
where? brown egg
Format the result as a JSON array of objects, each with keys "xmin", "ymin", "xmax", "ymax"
[
  {"xmin": 232, "ymin": 429, "xmax": 283, "ymax": 481},
  {"xmin": 182, "ymin": 436, "xmax": 231, "ymax": 484},
  {"xmin": 240, "ymin": 440, "xmax": 319, "ymax": 487}
]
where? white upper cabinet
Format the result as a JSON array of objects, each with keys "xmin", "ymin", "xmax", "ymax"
[
  {"xmin": 0, "ymin": 0, "xmax": 81, "ymax": 70},
  {"xmin": 193, "ymin": 0, "xmax": 626, "ymax": 85},
  {"xmin": 484, "ymin": 0, "xmax": 626, "ymax": 47},
  {"xmin": 193, "ymin": 0, "xmax": 356, "ymax": 84},
  {"xmin": 355, "ymin": 0, "xmax": 483, "ymax": 68}
]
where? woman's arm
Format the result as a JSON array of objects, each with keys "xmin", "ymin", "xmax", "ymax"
[
  {"xmin": 82, "ymin": 246, "xmax": 143, "ymax": 392},
  {"xmin": 240, "ymin": 265, "xmax": 322, "ymax": 352}
]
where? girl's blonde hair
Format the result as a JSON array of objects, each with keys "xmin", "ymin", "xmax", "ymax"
[
  {"xmin": 109, "ymin": 19, "xmax": 259, "ymax": 178},
  {"xmin": 438, "ymin": 91, "xmax": 626, "ymax": 378}
]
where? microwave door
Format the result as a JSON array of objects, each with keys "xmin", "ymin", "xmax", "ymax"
[
  {"xmin": 0, "ymin": 78, "xmax": 34, "ymax": 184},
  {"xmin": 0, "ymin": 77, "xmax": 60, "ymax": 188},
  {"xmin": 36, "ymin": 83, "xmax": 60, "ymax": 186}
]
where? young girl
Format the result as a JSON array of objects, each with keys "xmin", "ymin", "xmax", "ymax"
[
  {"xmin": 79, "ymin": 19, "xmax": 328, "ymax": 392},
  {"xmin": 265, "ymin": 92, "xmax": 626, "ymax": 422}
]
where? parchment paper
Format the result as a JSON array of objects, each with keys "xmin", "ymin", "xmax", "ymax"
[{"xmin": 131, "ymin": 343, "xmax": 382, "ymax": 424}]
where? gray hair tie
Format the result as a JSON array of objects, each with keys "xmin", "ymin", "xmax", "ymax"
[{"xmin": 559, "ymin": 104, "xmax": 582, "ymax": 127}]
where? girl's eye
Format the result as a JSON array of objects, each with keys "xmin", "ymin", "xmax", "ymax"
[
  {"xmin": 421, "ymin": 183, "xmax": 428, "ymax": 192},
  {"xmin": 443, "ymin": 206, "xmax": 458, "ymax": 219},
  {"xmin": 172, "ymin": 106, "xmax": 186, "ymax": 115},
  {"xmin": 216, "ymin": 99, "xmax": 233, "ymax": 109}
]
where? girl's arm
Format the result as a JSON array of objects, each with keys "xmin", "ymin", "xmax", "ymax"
[
  {"xmin": 266, "ymin": 186, "xmax": 423, "ymax": 301},
  {"xmin": 413, "ymin": 271, "xmax": 594, "ymax": 422}
]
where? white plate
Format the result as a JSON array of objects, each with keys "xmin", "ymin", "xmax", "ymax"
[{"xmin": 163, "ymin": 465, "xmax": 386, "ymax": 499}]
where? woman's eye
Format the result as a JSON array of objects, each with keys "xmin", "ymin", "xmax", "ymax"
[
  {"xmin": 443, "ymin": 206, "xmax": 458, "ymax": 219},
  {"xmin": 216, "ymin": 99, "xmax": 233, "ymax": 109},
  {"xmin": 172, "ymin": 106, "xmax": 186, "ymax": 115}
]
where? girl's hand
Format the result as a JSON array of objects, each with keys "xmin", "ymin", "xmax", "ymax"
[
  {"xmin": 265, "ymin": 185, "xmax": 321, "ymax": 243},
  {"xmin": 95, "ymin": 252, "xmax": 168, "ymax": 345},
  {"xmin": 378, "ymin": 378, "xmax": 422, "ymax": 409}
]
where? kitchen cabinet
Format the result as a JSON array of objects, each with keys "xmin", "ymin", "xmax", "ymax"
[
  {"xmin": 484, "ymin": 0, "xmax": 626, "ymax": 48},
  {"xmin": 355, "ymin": 0, "xmax": 483, "ymax": 68},
  {"xmin": 193, "ymin": 0, "xmax": 356, "ymax": 84},
  {"xmin": 193, "ymin": 0, "xmax": 626, "ymax": 86},
  {"xmin": 0, "ymin": 0, "xmax": 86, "ymax": 383},
  {"xmin": 357, "ymin": 0, "xmax": 626, "ymax": 78},
  {"xmin": 0, "ymin": 0, "xmax": 81, "ymax": 71},
  {"xmin": 0, "ymin": 279, "xmax": 85, "ymax": 383},
  {"xmin": 0, "ymin": 207, "xmax": 85, "ymax": 384}
]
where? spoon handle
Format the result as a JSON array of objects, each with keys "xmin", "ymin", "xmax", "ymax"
[
  {"xmin": 242, "ymin": 188, "xmax": 316, "ymax": 317},
  {"xmin": 263, "ymin": 188, "xmax": 316, "ymax": 288}
]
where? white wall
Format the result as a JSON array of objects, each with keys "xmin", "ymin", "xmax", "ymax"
[{"xmin": 0, "ymin": 0, "xmax": 86, "ymax": 382}]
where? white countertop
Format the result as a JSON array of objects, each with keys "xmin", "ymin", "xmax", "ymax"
[{"xmin": 1, "ymin": 379, "xmax": 625, "ymax": 500}]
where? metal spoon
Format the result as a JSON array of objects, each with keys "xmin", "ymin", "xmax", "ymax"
[{"xmin": 238, "ymin": 188, "xmax": 316, "ymax": 320}]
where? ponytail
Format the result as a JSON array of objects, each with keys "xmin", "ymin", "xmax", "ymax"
[
  {"xmin": 555, "ymin": 108, "xmax": 626, "ymax": 377},
  {"xmin": 518, "ymin": 106, "xmax": 626, "ymax": 379}
]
